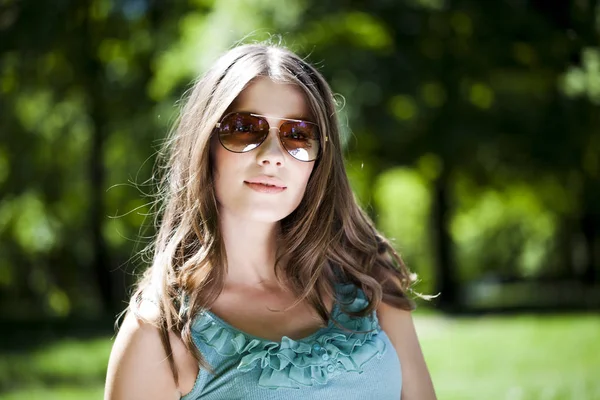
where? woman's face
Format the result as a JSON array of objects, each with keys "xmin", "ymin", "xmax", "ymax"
[{"xmin": 211, "ymin": 77, "xmax": 316, "ymax": 223}]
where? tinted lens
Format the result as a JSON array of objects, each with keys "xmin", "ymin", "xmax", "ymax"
[
  {"xmin": 279, "ymin": 121, "xmax": 320, "ymax": 162},
  {"xmin": 218, "ymin": 113, "xmax": 269, "ymax": 152}
]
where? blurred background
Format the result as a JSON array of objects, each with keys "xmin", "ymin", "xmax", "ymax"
[{"xmin": 1, "ymin": 0, "xmax": 599, "ymax": 399}]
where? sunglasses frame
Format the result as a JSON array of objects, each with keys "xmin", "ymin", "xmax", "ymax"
[{"xmin": 215, "ymin": 111, "xmax": 327, "ymax": 162}]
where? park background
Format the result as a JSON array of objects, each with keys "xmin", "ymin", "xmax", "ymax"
[{"xmin": 1, "ymin": 0, "xmax": 599, "ymax": 398}]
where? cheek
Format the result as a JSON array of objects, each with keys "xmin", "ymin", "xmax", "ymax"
[
  {"xmin": 302, "ymin": 165, "xmax": 314, "ymax": 186},
  {"xmin": 212, "ymin": 144, "xmax": 239, "ymax": 198},
  {"xmin": 293, "ymin": 163, "xmax": 315, "ymax": 198}
]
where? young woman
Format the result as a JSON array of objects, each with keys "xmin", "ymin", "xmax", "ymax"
[{"xmin": 104, "ymin": 43, "xmax": 436, "ymax": 400}]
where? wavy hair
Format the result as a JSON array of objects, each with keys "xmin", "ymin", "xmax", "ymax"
[{"xmin": 129, "ymin": 43, "xmax": 416, "ymax": 384}]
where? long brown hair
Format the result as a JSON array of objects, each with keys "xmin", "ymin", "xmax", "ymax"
[{"xmin": 129, "ymin": 43, "xmax": 416, "ymax": 384}]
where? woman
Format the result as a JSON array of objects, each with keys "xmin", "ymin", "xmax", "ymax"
[{"xmin": 105, "ymin": 43, "xmax": 436, "ymax": 399}]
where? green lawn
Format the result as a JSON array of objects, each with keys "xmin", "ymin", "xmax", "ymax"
[
  {"xmin": 419, "ymin": 314, "xmax": 600, "ymax": 400},
  {"xmin": 1, "ymin": 314, "xmax": 598, "ymax": 399}
]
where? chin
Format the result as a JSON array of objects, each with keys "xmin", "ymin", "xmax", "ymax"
[
  {"xmin": 244, "ymin": 208, "xmax": 294, "ymax": 223},
  {"xmin": 217, "ymin": 196, "xmax": 303, "ymax": 223}
]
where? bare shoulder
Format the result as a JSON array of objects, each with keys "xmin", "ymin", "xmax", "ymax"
[
  {"xmin": 104, "ymin": 301, "xmax": 188, "ymax": 400},
  {"xmin": 376, "ymin": 302, "xmax": 417, "ymax": 358},
  {"xmin": 376, "ymin": 302, "xmax": 437, "ymax": 400},
  {"xmin": 377, "ymin": 301, "xmax": 413, "ymax": 328}
]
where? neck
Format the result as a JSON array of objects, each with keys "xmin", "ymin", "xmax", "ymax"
[{"xmin": 219, "ymin": 210, "xmax": 284, "ymax": 288}]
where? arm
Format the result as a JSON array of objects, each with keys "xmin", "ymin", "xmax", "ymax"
[
  {"xmin": 377, "ymin": 302, "xmax": 437, "ymax": 400},
  {"xmin": 104, "ymin": 304, "xmax": 183, "ymax": 400}
]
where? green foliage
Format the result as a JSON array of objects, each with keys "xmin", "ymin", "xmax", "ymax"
[
  {"xmin": 451, "ymin": 176, "xmax": 561, "ymax": 280},
  {"xmin": 561, "ymin": 47, "xmax": 600, "ymax": 104},
  {"xmin": 372, "ymin": 166, "xmax": 435, "ymax": 290},
  {"xmin": 1, "ymin": 0, "xmax": 599, "ymax": 316},
  {"xmin": 150, "ymin": 0, "xmax": 307, "ymax": 100}
]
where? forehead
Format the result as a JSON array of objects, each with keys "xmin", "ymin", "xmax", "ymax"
[{"xmin": 231, "ymin": 76, "xmax": 312, "ymax": 120}]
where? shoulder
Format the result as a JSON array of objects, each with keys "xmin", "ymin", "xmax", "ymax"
[
  {"xmin": 376, "ymin": 302, "xmax": 437, "ymax": 400},
  {"xmin": 376, "ymin": 302, "xmax": 416, "ymax": 355},
  {"xmin": 104, "ymin": 300, "xmax": 193, "ymax": 400}
]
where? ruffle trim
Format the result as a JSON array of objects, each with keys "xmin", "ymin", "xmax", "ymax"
[{"xmin": 190, "ymin": 283, "xmax": 386, "ymax": 389}]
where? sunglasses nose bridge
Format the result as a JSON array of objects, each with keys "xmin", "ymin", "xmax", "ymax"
[
  {"xmin": 256, "ymin": 125, "xmax": 287, "ymax": 161},
  {"xmin": 265, "ymin": 125, "xmax": 287, "ymax": 147}
]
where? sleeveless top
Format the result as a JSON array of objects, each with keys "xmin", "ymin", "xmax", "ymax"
[{"xmin": 180, "ymin": 283, "xmax": 402, "ymax": 399}]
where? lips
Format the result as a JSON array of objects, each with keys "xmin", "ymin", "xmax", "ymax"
[
  {"xmin": 246, "ymin": 182, "xmax": 283, "ymax": 188},
  {"xmin": 244, "ymin": 176, "xmax": 287, "ymax": 189},
  {"xmin": 244, "ymin": 182, "xmax": 287, "ymax": 193}
]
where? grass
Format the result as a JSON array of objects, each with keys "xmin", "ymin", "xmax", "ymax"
[
  {"xmin": 0, "ymin": 313, "xmax": 598, "ymax": 399},
  {"xmin": 0, "ymin": 336, "xmax": 112, "ymax": 399},
  {"xmin": 419, "ymin": 314, "xmax": 600, "ymax": 400}
]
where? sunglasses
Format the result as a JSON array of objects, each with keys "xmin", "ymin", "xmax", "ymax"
[{"xmin": 215, "ymin": 112, "xmax": 325, "ymax": 162}]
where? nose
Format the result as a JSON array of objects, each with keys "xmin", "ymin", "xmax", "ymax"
[{"xmin": 256, "ymin": 127, "xmax": 286, "ymax": 167}]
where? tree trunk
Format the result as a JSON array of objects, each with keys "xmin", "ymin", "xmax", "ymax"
[
  {"xmin": 431, "ymin": 168, "xmax": 458, "ymax": 310},
  {"xmin": 81, "ymin": 2, "xmax": 115, "ymax": 315},
  {"xmin": 580, "ymin": 172, "xmax": 600, "ymax": 284}
]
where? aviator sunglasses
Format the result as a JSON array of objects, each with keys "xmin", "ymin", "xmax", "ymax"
[{"xmin": 215, "ymin": 112, "xmax": 326, "ymax": 162}]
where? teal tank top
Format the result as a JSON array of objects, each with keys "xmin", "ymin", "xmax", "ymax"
[{"xmin": 180, "ymin": 283, "xmax": 402, "ymax": 399}]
